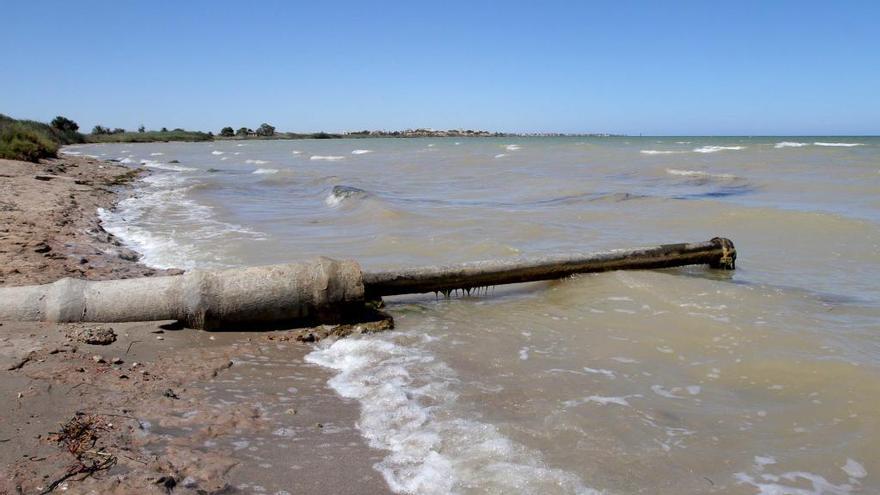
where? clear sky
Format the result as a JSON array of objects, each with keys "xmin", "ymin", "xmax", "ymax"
[{"xmin": 2, "ymin": 1, "xmax": 878, "ymax": 135}]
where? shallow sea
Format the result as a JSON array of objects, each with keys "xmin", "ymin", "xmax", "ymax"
[{"xmin": 67, "ymin": 137, "xmax": 880, "ymax": 494}]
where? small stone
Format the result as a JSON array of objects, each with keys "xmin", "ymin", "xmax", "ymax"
[
  {"xmin": 150, "ymin": 329, "xmax": 164, "ymax": 334},
  {"xmin": 315, "ymin": 422, "xmax": 323, "ymax": 428},
  {"xmin": 156, "ymin": 336, "xmax": 164, "ymax": 340},
  {"xmin": 111, "ymin": 357, "xmax": 123, "ymax": 365},
  {"xmin": 92, "ymin": 355, "xmax": 106, "ymax": 363},
  {"xmin": 130, "ymin": 362, "xmax": 140, "ymax": 368},
  {"xmin": 163, "ymin": 389, "xmax": 179, "ymax": 400},
  {"xmin": 285, "ymin": 408, "xmax": 297, "ymax": 415}
]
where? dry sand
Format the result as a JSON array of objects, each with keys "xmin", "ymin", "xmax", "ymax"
[{"xmin": 0, "ymin": 156, "xmax": 391, "ymax": 494}]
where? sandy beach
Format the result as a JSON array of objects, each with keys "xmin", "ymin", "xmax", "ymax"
[{"xmin": 0, "ymin": 156, "xmax": 391, "ymax": 494}]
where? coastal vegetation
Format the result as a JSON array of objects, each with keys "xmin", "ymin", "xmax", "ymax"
[
  {"xmin": 0, "ymin": 114, "xmax": 84, "ymax": 162},
  {"xmin": 86, "ymin": 127, "xmax": 213, "ymax": 143}
]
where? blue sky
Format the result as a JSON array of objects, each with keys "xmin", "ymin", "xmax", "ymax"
[{"xmin": 2, "ymin": 1, "xmax": 878, "ymax": 135}]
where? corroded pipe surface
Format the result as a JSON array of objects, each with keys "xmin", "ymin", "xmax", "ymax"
[{"xmin": 363, "ymin": 238, "xmax": 735, "ymax": 297}]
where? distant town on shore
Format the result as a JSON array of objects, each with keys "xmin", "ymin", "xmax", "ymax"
[{"xmin": 0, "ymin": 112, "xmax": 621, "ymax": 163}]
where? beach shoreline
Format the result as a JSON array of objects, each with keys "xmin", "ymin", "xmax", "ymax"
[{"xmin": 0, "ymin": 155, "xmax": 390, "ymax": 494}]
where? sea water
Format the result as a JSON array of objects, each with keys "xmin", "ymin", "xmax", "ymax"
[{"xmin": 69, "ymin": 137, "xmax": 880, "ymax": 493}]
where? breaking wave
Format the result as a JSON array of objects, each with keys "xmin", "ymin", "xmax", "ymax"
[
  {"xmin": 98, "ymin": 173, "xmax": 262, "ymax": 269},
  {"xmin": 351, "ymin": 149, "xmax": 373, "ymax": 155},
  {"xmin": 305, "ymin": 333, "xmax": 597, "ymax": 495},
  {"xmin": 640, "ymin": 150, "xmax": 684, "ymax": 155},
  {"xmin": 311, "ymin": 155, "xmax": 345, "ymax": 161},
  {"xmin": 774, "ymin": 141, "xmax": 809, "ymax": 148},
  {"xmin": 325, "ymin": 185, "xmax": 369, "ymax": 207},
  {"xmin": 693, "ymin": 145, "xmax": 745, "ymax": 153},
  {"xmin": 252, "ymin": 168, "xmax": 279, "ymax": 175},
  {"xmin": 139, "ymin": 159, "xmax": 197, "ymax": 172},
  {"xmin": 814, "ymin": 142, "xmax": 864, "ymax": 147},
  {"xmin": 245, "ymin": 159, "xmax": 270, "ymax": 165}
]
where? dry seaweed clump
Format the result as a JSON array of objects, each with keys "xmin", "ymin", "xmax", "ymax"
[{"xmin": 43, "ymin": 414, "xmax": 117, "ymax": 493}]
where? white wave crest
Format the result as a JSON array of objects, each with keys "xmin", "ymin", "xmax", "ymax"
[
  {"xmin": 150, "ymin": 152, "xmax": 164, "ymax": 156},
  {"xmin": 494, "ymin": 153, "xmax": 507, "ymax": 159},
  {"xmin": 693, "ymin": 145, "xmax": 745, "ymax": 153},
  {"xmin": 139, "ymin": 159, "xmax": 197, "ymax": 172},
  {"xmin": 211, "ymin": 150, "xmax": 225, "ymax": 155},
  {"xmin": 244, "ymin": 159, "xmax": 269, "ymax": 165},
  {"xmin": 252, "ymin": 168, "xmax": 279, "ymax": 174},
  {"xmin": 351, "ymin": 149, "xmax": 373, "ymax": 155},
  {"xmin": 310, "ymin": 155, "xmax": 345, "ymax": 161},
  {"xmin": 291, "ymin": 150, "xmax": 302, "ymax": 154},
  {"xmin": 505, "ymin": 144, "xmax": 521, "ymax": 151},
  {"xmin": 324, "ymin": 194, "xmax": 343, "ymax": 207},
  {"xmin": 306, "ymin": 334, "xmax": 597, "ymax": 495},
  {"xmin": 774, "ymin": 141, "xmax": 809, "ymax": 148},
  {"xmin": 814, "ymin": 142, "xmax": 864, "ymax": 147},
  {"xmin": 640, "ymin": 150, "xmax": 683, "ymax": 155}
]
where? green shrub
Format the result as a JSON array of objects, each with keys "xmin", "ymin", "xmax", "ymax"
[
  {"xmin": 85, "ymin": 130, "xmax": 214, "ymax": 143},
  {"xmin": 0, "ymin": 123, "xmax": 59, "ymax": 161},
  {"xmin": 51, "ymin": 116, "xmax": 79, "ymax": 133}
]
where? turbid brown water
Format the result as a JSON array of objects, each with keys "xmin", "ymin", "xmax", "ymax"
[{"xmin": 66, "ymin": 137, "xmax": 880, "ymax": 494}]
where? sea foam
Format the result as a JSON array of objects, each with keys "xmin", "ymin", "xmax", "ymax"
[
  {"xmin": 351, "ymin": 149, "xmax": 373, "ymax": 155},
  {"xmin": 735, "ymin": 455, "xmax": 864, "ymax": 494},
  {"xmin": 252, "ymin": 168, "xmax": 279, "ymax": 174},
  {"xmin": 305, "ymin": 333, "xmax": 597, "ymax": 494},
  {"xmin": 310, "ymin": 155, "xmax": 345, "ymax": 161},
  {"xmin": 245, "ymin": 159, "xmax": 270, "ymax": 165}
]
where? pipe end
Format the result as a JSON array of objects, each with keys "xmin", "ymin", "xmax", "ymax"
[{"xmin": 709, "ymin": 237, "xmax": 736, "ymax": 270}]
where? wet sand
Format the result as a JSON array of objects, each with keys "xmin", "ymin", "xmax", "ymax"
[{"xmin": 0, "ymin": 156, "xmax": 391, "ymax": 494}]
